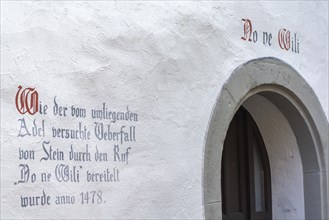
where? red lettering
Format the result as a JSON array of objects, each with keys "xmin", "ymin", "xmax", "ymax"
[
  {"xmin": 278, "ymin": 28, "xmax": 291, "ymax": 50},
  {"xmin": 241, "ymin": 19, "xmax": 253, "ymax": 42},
  {"xmin": 15, "ymin": 86, "xmax": 39, "ymax": 115}
]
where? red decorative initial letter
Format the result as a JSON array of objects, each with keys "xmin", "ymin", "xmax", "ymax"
[
  {"xmin": 241, "ymin": 19, "xmax": 252, "ymax": 42},
  {"xmin": 15, "ymin": 86, "xmax": 39, "ymax": 115},
  {"xmin": 278, "ymin": 28, "xmax": 291, "ymax": 50}
]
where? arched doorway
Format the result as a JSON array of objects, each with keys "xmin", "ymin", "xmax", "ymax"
[{"xmin": 203, "ymin": 58, "xmax": 328, "ymax": 219}]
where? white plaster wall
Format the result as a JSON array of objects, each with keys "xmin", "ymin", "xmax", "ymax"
[
  {"xmin": 1, "ymin": 1, "xmax": 328, "ymax": 219},
  {"xmin": 243, "ymin": 95, "xmax": 304, "ymax": 220}
]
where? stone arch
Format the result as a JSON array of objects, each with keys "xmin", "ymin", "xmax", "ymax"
[{"xmin": 203, "ymin": 57, "xmax": 328, "ymax": 219}]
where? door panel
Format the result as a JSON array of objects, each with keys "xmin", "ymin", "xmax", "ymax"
[{"xmin": 222, "ymin": 107, "xmax": 272, "ymax": 220}]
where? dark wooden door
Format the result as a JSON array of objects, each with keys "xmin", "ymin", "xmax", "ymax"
[{"xmin": 221, "ymin": 107, "xmax": 272, "ymax": 220}]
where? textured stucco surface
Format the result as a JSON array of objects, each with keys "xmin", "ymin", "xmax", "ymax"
[{"xmin": 1, "ymin": 2, "xmax": 328, "ymax": 219}]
